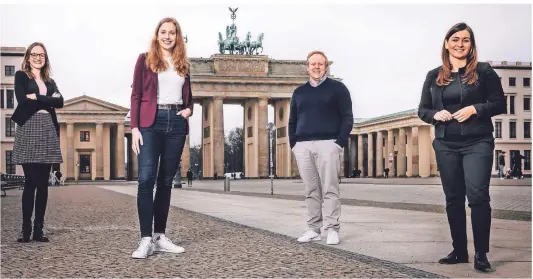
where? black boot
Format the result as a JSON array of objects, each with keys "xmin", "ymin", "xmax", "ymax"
[
  {"xmin": 17, "ymin": 230, "xmax": 31, "ymax": 242},
  {"xmin": 32, "ymin": 224, "xmax": 49, "ymax": 242},
  {"xmin": 474, "ymin": 252, "xmax": 491, "ymax": 272},
  {"xmin": 438, "ymin": 250, "xmax": 469, "ymax": 264}
]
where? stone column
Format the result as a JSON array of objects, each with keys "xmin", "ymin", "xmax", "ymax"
[
  {"xmin": 181, "ymin": 135, "xmax": 190, "ymax": 177},
  {"xmin": 430, "ymin": 126, "xmax": 438, "ymax": 176},
  {"xmin": 116, "ymin": 122, "xmax": 125, "ymax": 179},
  {"xmin": 132, "ymin": 147, "xmax": 139, "ymax": 180},
  {"xmin": 418, "ymin": 126, "xmax": 431, "ymax": 177},
  {"xmin": 398, "ymin": 127, "xmax": 407, "ymax": 177},
  {"xmin": 387, "ymin": 129, "xmax": 394, "ymax": 176},
  {"xmin": 376, "ymin": 131, "xmax": 383, "ymax": 177},
  {"xmin": 66, "ymin": 122, "xmax": 74, "ymax": 180},
  {"xmin": 410, "ymin": 126, "xmax": 419, "ymax": 177},
  {"xmin": 258, "ymin": 98, "xmax": 269, "ymax": 178},
  {"xmin": 368, "ymin": 132, "xmax": 374, "ymax": 177},
  {"xmin": 357, "ymin": 134, "xmax": 363, "ymax": 175},
  {"xmin": 213, "ymin": 97, "xmax": 224, "ymax": 177},
  {"xmin": 349, "ymin": 137, "xmax": 356, "ymax": 173},
  {"xmin": 95, "ymin": 122, "xmax": 104, "ymax": 180}
]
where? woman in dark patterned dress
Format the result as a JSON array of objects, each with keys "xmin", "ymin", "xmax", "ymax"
[{"xmin": 11, "ymin": 42, "xmax": 63, "ymax": 243}]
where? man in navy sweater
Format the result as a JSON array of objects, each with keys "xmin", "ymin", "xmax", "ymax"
[{"xmin": 289, "ymin": 51, "xmax": 353, "ymax": 245}]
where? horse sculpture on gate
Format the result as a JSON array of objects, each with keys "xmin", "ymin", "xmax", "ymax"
[{"xmin": 248, "ymin": 33, "xmax": 264, "ymax": 55}]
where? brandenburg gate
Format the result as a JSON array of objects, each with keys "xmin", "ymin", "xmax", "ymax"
[{"xmin": 184, "ymin": 54, "xmax": 308, "ymax": 178}]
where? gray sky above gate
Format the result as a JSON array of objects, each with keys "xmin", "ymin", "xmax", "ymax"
[{"xmin": 1, "ymin": 1, "xmax": 531, "ymax": 146}]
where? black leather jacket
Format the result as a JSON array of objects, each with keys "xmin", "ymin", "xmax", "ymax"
[{"xmin": 418, "ymin": 62, "xmax": 506, "ymax": 139}]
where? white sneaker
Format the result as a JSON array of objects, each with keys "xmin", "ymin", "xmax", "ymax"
[
  {"xmin": 153, "ymin": 234, "xmax": 185, "ymax": 254},
  {"xmin": 132, "ymin": 237, "xmax": 154, "ymax": 259},
  {"xmin": 327, "ymin": 230, "xmax": 340, "ymax": 245},
  {"xmin": 297, "ymin": 230, "xmax": 321, "ymax": 243}
]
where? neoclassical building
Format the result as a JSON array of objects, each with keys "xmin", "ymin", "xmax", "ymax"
[
  {"xmin": 56, "ymin": 96, "xmax": 129, "ymax": 180},
  {"xmin": 346, "ymin": 109, "xmax": 438, "ymax": 178},
  {"xmin": 345, "ymin": 61, "xmax": 532, "ymax": 178}
]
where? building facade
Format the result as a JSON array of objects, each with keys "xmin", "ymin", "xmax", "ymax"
[
  {"xmin": 345, "ymin": 61, "xmax": 532, "ymax": 178},
  {"xmin": 490, "ymin": 61, "xmax": 531, "ymax": 175},
  {"xmin": 1, "ymin": 47, "xmax": 25, "ymax": 175}
]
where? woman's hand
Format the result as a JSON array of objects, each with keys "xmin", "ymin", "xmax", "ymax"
[
  {"xmin": 177, "ymin": 108, "xmax": 192, "ymax": 119},
  {"xmin": 433, "ymin": 109, "xmax": 453, "ymax": 122},
  {"xmin": 453, "ymin": 106, "xmax": 477, "ymax": 123},
  {"xmin": 131, "ymin": 128, "xmax": 143, "ymax": 155},
  {"xmin": 26, "ymin": 93, "xmax": 37, "ymax": 100}
]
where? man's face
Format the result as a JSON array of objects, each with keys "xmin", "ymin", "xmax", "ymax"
[{"xmin": 307, "ymin": 54, "xmax": 327, "ymax": 81}]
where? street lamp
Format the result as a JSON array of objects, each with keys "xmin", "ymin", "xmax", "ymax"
[{"xmin": 266, "ymin": 124, "xmax": 276, "ymax": 195}]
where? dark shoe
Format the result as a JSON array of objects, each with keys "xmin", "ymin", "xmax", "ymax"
[
  {"xmin": 32, "ymin": 230, "xmax": 49, "ymax": 242},
  {"xmin": 438, "ymin": 250, "xmax": 469, "ymax": 264},
  {"xmin": 474, "ymin": 252, "xmax": 491, "ymax": 272},
  {"xmin": 17, "ymin": 230, "xmax": 31, "ymax": 242}
]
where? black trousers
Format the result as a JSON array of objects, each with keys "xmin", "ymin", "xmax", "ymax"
[
  {"xmin": 21, "ymin": 164, "xmax": 51, "ymax": 232},
  {"xmin": 433, "ymin": 136, "xmax": 493, "ymax": 253}
]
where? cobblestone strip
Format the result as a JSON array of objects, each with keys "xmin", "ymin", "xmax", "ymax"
[{"xmin": 1, "ymin": 186, "xmax": 444, "ymax": 278}]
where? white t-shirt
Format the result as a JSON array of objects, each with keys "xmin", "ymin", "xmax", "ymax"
[{"xmin": 157, "ymin": 56, "xmax": 185, "ymax": 105}]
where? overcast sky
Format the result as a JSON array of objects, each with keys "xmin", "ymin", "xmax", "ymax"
[{"xmin": 1, "ymin": 1, "xmax": 531, "ymax": 146}]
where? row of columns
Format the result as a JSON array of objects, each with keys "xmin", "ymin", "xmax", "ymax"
[
  {"xmin": 198, "ymin": 97, "xmax": 272, "ymax": 178},
  {"xmin": 63, "ymin": 121, "xmax": 125, "ymax": 180},
  {"xmin": 350, "ymin": 126, "xmax": 437, "ymax": 178}
]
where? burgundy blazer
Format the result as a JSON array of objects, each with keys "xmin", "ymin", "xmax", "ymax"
[{"xmin": 130, "ymin": 53, "xmax": 194, "ymax": 133}]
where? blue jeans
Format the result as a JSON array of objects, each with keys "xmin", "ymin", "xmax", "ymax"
[{"xmin": 137, "ymin": 109, "xmax": 186, "ymax": 238}]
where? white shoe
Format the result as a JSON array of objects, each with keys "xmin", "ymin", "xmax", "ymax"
[
  {"xmin": 153, "ymin": 234, "xmax": 185, "ymax": 254},
  {"xmin": 327, "ymin": 230, "xmax": 340, "ymax": 245},
  {"xmin": 297, "ymin": 230, "xmax": 321, "ymax": 243},
  {"xmin": 132, "ymin": 237, "xmax": 154, "ymax": 259}
]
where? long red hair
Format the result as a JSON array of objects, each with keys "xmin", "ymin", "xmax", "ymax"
[{"xmin": 146, "ymin": 17, "xmax": 189, "ymax": 76}]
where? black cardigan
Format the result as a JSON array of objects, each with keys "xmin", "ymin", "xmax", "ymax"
[
  {"xmin": 417, "ymin": 62, "xmax": 506, "ymax": 139},
  {"xmin": 11, "ymin": 71, "xmax": 64, "ymax": 135}
]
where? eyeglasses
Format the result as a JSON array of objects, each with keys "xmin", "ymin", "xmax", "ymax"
[{"xmin": 30, "ymin": 53, "xmax": 46, "ymax": 59}]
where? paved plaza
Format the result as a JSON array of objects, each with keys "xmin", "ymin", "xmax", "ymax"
[{"xmin": 1, "ymin": 178, "xmax": 531, "ymax": 278}]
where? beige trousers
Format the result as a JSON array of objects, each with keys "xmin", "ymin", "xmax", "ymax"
[{"xmin": 293, "ymin": 139, "xmax": 342, "ymax": 232}]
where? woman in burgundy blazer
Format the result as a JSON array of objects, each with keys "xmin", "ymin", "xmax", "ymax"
[{"xmin": 129, "ymin": 17, "xmax": 193, "ymax": 259}]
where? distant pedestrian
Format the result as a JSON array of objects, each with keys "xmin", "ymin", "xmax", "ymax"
[
  {"xmin": 498, "ymin": 151, "xmax": 505, "ymax": 179},
  {"xmin": 186, "ymin": 169, "xmax": 193, "ymax": 186}
]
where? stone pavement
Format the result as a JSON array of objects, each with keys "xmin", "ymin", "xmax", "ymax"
[
  {"xmin": 180, "ymin": 179, "xmax": 532, "ymax": 213},
  {"xmin": 340, "ymin": 177, "xmax": 531, "ymax": 186},
  {"xmin": 1, "ymin": 186, "xmax": 443, "ymax": 278},
  {"xmin": 103, "ymin": 184, "xmax": 532, "ymax": 278}
]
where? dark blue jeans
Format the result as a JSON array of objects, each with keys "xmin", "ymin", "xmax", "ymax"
[{"xmin": 137, "ymin": 109, "xmax": 186, "ymax": 238}]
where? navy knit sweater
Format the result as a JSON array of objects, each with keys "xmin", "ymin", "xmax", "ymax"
[{"xmin": 288, "ymin": 78, "xmax": 354, "ymax": 149}]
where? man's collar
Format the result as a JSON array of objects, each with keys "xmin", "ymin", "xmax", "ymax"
[{"xmin": 309, "ymin": 74, "xmax": 328, "ymax": 87}]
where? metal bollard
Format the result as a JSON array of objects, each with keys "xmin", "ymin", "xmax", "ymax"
[{"xmin": 224, "ymin": 176, "xmax": 231, "ymax": 192}]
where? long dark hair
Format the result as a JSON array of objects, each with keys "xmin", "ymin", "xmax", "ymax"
[{"xmin": 437, "ymin": 22, "xmax": 478, "ymax": 86}]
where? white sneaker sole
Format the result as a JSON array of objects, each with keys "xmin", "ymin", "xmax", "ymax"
[
  {"xmin": 131, "ymin": 250, "xmax": 154, "ymax": 259},
  {"xmin": 297, "ymin": 236, "xmax": 322, "ymax": 243},
  {"xmin": 154, "ymin": 247, "xmax": 185, "ymax": 254},
  {"xmin": 326, "ymin": 240, "xmax": 340, "ymax": 245}
]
